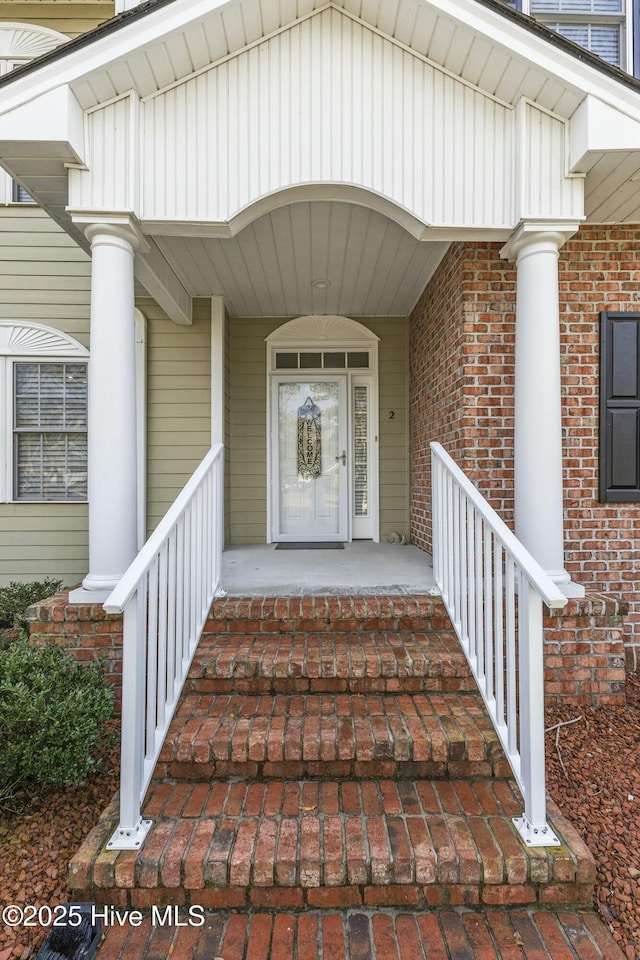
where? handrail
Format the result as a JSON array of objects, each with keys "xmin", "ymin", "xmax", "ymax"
[
  {"xmin": 104, "ymin": 444, "xmax": 224, "ymax": 850},
  {"xmin": 431, "ymin": 442, "xmax": 567, "ymax": 847},
  {"xmin": 104, "ymin": 445, "xmax": 223, "ymax": 614}
]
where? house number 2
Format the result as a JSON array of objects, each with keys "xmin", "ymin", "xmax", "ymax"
[{"xmin": 388, "ymin": 411, "xmax": 395, "ymax": 420}]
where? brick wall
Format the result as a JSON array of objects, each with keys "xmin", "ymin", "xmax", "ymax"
[
  {"xmin": 410, "ymin": 242, "xmax": 517, "ymax": 551},
  {"xmin": 27, "ymin": 591, "xmax": 123, "ymax": 708},
  {"xmin": 544, "ymin": 595, "xmax": 626, "ymax": 705},
  {"xmin": 560, "ymin": 227, "xmax": 640, "ymax": 667},
  {"xmin": 410, "ymin": 225, "xmax": 640, "ymax": 668},
  {"xmin": 409, "ymin": 244, "xmax": 467, "ymax": 550}
]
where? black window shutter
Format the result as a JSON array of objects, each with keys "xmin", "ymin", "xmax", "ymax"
[{"xmin": 600, "ymin": 311, "xmax": 640, "ymax": 502}]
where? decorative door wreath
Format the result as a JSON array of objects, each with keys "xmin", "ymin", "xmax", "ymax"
[{"xmin": 297, "ymin": 397, "xmax": 321, "ymax": 480}]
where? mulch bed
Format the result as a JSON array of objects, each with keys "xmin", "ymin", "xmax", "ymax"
[
  {"xmin": 0, "ymin": 732, "xmax": 119, "ymax": 960},
  {"xmin": 0, "ymin": 679, "xmax": 638, "ymax": 960},
  {"xmin": 545, "ymin": 673, "xmax": 640, "ymax": 960}
]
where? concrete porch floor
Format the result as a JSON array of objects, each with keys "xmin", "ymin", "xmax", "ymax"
[{"xmin": 221, "ymin": 541, "xmax": 436, "ymax": 596}]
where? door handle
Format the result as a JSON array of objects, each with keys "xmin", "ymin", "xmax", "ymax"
[{"xmin": 336, "ymin": 450, "xmax": 346, "ymax": 466}]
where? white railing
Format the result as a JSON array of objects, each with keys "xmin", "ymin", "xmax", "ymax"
[
  {"xmin": 104, "ymin": 444, "xmax": 224, "ymax": 850},
  {"xmin": 431, "ymin": 443, "xmax": 567, "ymax": 847}
]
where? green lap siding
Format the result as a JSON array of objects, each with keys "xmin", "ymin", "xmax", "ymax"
[{"xmin": 0, "ymin": 209, "xmax": 90, "ymax": 585}]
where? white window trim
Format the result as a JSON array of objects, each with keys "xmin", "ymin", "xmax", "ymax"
[{"xmin": 0, "ymin": 321, "xmax": 89, "ymax": 503}]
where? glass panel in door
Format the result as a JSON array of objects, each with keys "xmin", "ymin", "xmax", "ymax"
[{"xmin": 274, "ymin": 377, "xmax": 348, "ymax": 540}]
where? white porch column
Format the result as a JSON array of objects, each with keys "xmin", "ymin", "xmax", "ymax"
[
  {"xmin": 80, "ymin": 223, "xmax": 140, "ymax": 595},
  {"xmin": 501, "ymin": 222, "xmax": 584, "ymax": 597}
]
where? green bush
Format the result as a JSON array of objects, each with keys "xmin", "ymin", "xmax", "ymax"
[
  {"xmin": 0, "ymin": 637, "xmax": 114, "ymax": 800},
  {"xmin": 0, "ymin": 578, "xmax": 63, "ymax": 631}
]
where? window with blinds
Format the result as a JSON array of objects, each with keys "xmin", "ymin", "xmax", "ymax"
[
  {"xmin": 353, "ymin": 385, "xmax": 369, "ymax": 518},
  {"xmin": 546, "ymin": 21, "xmax": 620, "ymax": 61},
  {"xmin": 13, "ymin": 362, "xmax": 88, "ymax": 500},
  {"xmin": 12, "ymin": 181, "xmax": 34, "ymax": 204},
  {"xmin": 502, "ymin": 0, "xmax": 626, "ymax": 68}
]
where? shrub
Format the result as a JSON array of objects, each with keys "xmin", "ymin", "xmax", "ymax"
[
  {"xmin": 0, "ymin": 637, "xmax": 114, "ymax": 801},
  {"xmin": 0, "ymin": 578, "xmax": 63, "ymax": 631}
]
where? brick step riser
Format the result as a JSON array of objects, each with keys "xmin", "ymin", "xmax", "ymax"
[
  {"xmin": 186, "ymin": 676, "xmax": 478, "ymax": 695},
  {"xmin": 189, "ymin": 628, "xmax": 473, "ymax": 695},
  {"xmin": 160, "ymin": 693, "xmax": 507, "ymax": 782},
  {"xmin": 71, "ymin": 880, "xmax": 596, "ymax": 913},
  {"xmin": 207, "ymin": 595, "xmax": 451, "ymax": 632},
  {"xmin": 152, "ymin": 758, "xmax": 513, "ymax": 781},
  {"xmin": 203, "ymin": 617, "xmax": 451, "ymax": 635}
]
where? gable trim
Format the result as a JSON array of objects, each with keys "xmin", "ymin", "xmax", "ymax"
[
  {"xmin": 141, "ymin": 3, "xmax": 513, "ymax": 110},
  {"xmin": 1, "ymin": 0, "xmax": 640, "ymax": 125}
]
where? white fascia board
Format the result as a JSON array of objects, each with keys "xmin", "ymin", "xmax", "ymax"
[
  {"xmin": 0, "ymin": 85, "xmax": 85, "ymax": 164},
  {"xmin": 569, "ymin": 95, "xmax": 640, "ymax": 172}
]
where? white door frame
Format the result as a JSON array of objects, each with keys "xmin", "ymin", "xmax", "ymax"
[{"xmin": 265, "ymin": 316, "xmax": 380, "ymax": 545}]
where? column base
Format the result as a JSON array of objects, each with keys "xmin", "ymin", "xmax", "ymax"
[
  {"xmin": 70, "ymin": 571, "xmax": 123, "ymax": 603},
  {"xmin": 546, "ymin": 568, "xmax": 586, "ymax": 599},
  {"xmin": 69, "ymin": 586, "xmax": 112, "ymax": 604},
  {"xmin": 558, "ymin": 580, "xmax": 586, "ymax": 599}
]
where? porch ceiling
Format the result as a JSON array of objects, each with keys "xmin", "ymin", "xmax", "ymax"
[{"xmin": 154, "ymin": 201, "xmax": 449, "ymax": 317}]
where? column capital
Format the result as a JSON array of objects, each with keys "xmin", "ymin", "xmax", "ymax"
[
  {"xmin": 500, "ymin": 220, "xmax": 581, "ymax": 262},
  {"xmin": 70, "ymin": 212, "xmax": 150, "ymax": 255}
]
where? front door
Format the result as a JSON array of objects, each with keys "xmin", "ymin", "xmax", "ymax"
[{"xmin": 272, "ymin": 376, "xmax": 348, "ymax": 541}]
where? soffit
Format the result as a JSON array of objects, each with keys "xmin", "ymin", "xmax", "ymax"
[
  {"xmin": 584, "ymin": 152, "xmax": 640, "ymax": 222},
  {"xmin": 68, "ymin": 0, "xmax": 586, "ymax": 116},
  {"xmin": 155, "ymin": 201, "xmax": 449, "ymax": 317},
  {"xmin": 2, "ymin": 0, "xmax": 632, "ymax": 121}
]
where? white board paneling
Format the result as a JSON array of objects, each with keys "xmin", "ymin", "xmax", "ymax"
[
  {"xmin": 517, "ymin": 101, "xmax": 584, "ymax": 222},
  {"xmin": 142, "ymin": 8, "xmax": 516, "ymax": 231},
  {"xmin": 155, "ymin": 201, "xmax": 449, "ymax": 318},
  {"xmin": 69, "ymin": 94, "xmax": 137, "ymax": 212}
]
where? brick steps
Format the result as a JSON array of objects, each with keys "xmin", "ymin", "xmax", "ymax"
[
  {"xmin": 207, "ymin": 595, "xmax": 452, "ymax": 633},
  {"xmin": 69, "ymin": 594, "xmax": 598, "ymax": 920},
  {"xmin": 70, "ymin": 779, "xmax": 594, "ymax": 910},
  {"xmin": 92, "ymin": 909, "xmax": 625, "ymax": 960},
  {"xmin": 188, "ymin": 630, "xmax": 475, "ymax": 695},
  {"xmin": 154, "ymin": 692, "xmax": 510, "ymax": 781}
]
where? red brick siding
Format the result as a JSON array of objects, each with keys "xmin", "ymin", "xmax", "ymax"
[
  {"xmin": 27, "ymin": 592, "xmax": 123, "ymax": 708},
  {"xmin": 409, "ymin": 244, "xmax": 467, "ymax": 551},
  {"xmin": 410, "ymin": 225, "xmax": 640, "ymax": 665},
  {"xmin": 410, "ymin": 242, "xmax": 516, "ymax": 552},
  {"xmin": 544, "ymin": 595, "xmax": 626, "ymax": 705},
  {"xmin": 560, "ymin": 226, "xmax": 640, "ymax": 663}
]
